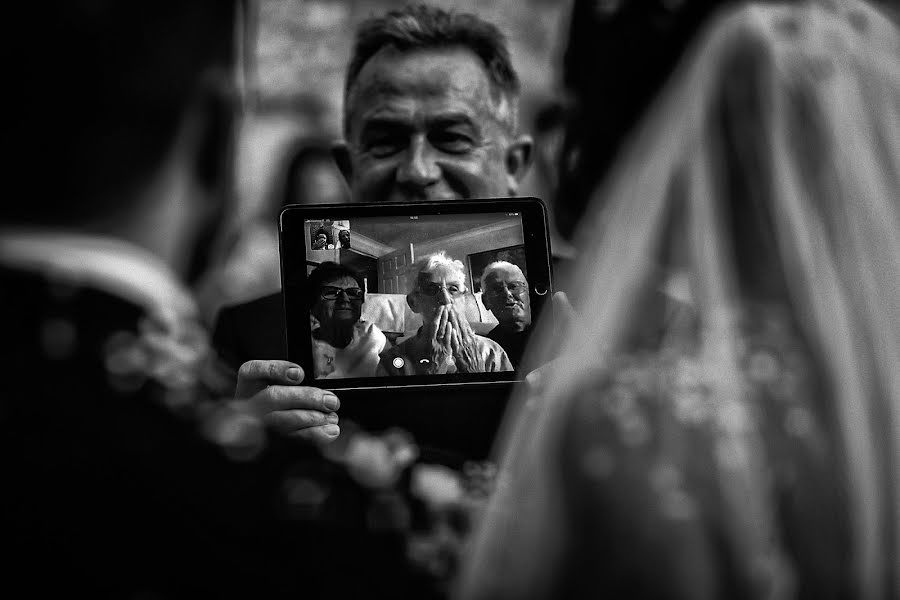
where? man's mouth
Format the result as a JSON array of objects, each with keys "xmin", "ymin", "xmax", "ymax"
[{"xmin": 391, "ymin": 189, "xmax": 458, "ymax": 203}]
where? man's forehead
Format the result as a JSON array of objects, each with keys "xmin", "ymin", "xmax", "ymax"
[
  {"xmin": 420, "ymin": 264, "xmax": 465, "ymax": 281},
  {"xmin": 486, "ymin": 265, "xmax": 525, "ymax": 281},
  {"xmin": 348, "ymin": 47, "xmax": 501, "ymax": 132}
]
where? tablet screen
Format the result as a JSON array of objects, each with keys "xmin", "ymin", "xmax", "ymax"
[{"xmin": 280, "ymin": 199, "xmax": 551, "ymax": 390}]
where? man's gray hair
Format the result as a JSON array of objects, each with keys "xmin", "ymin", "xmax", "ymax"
[
  {"xmin": 480, "ymin": 260, "xmax": 525, "ymax": 292},
  {"xmin": 409, "ymin": 251, "xmax": 467, "ymax": 295},
  {"xmin": 344, "ymin": 4, "xmax": 520, "ymax": 135}
]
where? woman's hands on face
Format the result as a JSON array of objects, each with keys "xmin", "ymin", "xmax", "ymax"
[
  {"xmin": 425, "ymin": 305, "xmax": 456, "ymax": 374},
  {"xmin": 449, "ymin": 307, "xmax": 485, "ymax": 373}
]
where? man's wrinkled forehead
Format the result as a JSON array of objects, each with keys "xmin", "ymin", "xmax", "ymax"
[
  {"xmin": 345, "ymin": 46, "xmax": 512, "ymax": 135},
  {"xmin": 486, "ymin": 265, "xmax": 525, "ymax": 283},
  {"xmin": 419, "ymin": 264, "xmax": 465, "ymax": 284}
]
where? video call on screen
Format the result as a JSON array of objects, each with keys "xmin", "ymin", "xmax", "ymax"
[{"xmin": 304, "ymin": 213, "xmax": 530, "ymax": 379}]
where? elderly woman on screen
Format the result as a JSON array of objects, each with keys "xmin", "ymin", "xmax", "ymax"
[{"xmin": 309, "ymin": 262, "xmax": 386, "ymax": 378}]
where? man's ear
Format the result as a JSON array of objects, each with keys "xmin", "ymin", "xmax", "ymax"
[
  {"xmin": 331, "ymin": 141, "xmax": 353, "ymax": 187},
  {"xmin": 406, "ymin": 292, "xmax": 419, "ymax": 314},
  {"xmin": 504, "ymin": 134, "xmax": 534, "ymax": 194}
]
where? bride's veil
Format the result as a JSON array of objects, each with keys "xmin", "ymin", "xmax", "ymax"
[{"xmin": 460, "ymin": 1, "xmax": 900, "ymax": 598}]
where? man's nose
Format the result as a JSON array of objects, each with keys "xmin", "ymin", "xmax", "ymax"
[{"xmin": 397, "ymin": 135, "xmax": 440, "ymax": 187}]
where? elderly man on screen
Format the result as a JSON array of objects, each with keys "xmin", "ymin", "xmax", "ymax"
[
  {"xmin": 309, "ymin": 262, "xmax": 386, "ymax": 378},
  {"xmin": 480, "ymin": 261, "xmax": 532, "ymax": 368},
  {"xmin": 376, "ymin": 251, "xmax": 512, "ymax": 376}
]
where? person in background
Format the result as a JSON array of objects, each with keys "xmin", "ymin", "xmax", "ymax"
[
  {"xmin": 339, "ymin": 228, "xmax": 352, "ymax": 249},
  {"xmin": 479, "ymin": 261, "xmax": 532, "ymax": 369},
  {"xmin": 330, "ymin": 5, "xmax": 532, "ymax": 204},
  {"xmin": 213, "ymin": 3, "xmax": 533, "ymax": 371},
  {"xmin": 312, "ymin": 228, "xmax": 332, "ymax": 250},
  {"xmin": 458, "ymin": 1, "xmax": 900, "ymax": 598},
  {"xmin": 377, "ymin": 252, "xmax": 512, "ymax": 376},
  {"xmin": 207, "ymin": 9, "xmax": 541, "ymax": 590},
  {"xmin": 309, "ymin": 261, "xmax": 386, "ymax": 379}
]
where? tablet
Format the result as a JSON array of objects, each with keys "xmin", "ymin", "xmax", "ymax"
[{"xmin": 279, "ymin": 197, "xmax": 552, "ymax": 391}]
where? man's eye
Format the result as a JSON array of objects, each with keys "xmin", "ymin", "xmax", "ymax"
[
  {"xmin": 364, "ymin": 136, "xmax": 405, "ymax": 157},
  {"xmin": 430, "ymin": 131, "xmax": 474, "ymax": 154}
]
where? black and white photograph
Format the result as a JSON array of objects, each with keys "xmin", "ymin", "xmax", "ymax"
[{"xmin": 4, "ymin": 1, "xmax": 898, "ymax": 599}]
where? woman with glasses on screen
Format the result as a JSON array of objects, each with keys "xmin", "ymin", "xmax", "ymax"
[
  {"xmin": 376, "ymin": 251, "xmax": 512, "ymax": 376},
  {"xmin": 309, "ymin": 262, "xmax": 386, "ymax": 378}
]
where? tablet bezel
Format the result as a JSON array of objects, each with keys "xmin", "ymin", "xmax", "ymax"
[{"xmin": 278, "ymin": 197, "xmax": 552, "ymax": 391}]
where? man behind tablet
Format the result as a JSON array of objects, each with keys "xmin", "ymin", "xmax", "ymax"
[
  {"xmin": 376, "ymin": 252, "xmax": 512, "ymax": 376},
  {"xmin": 212, "ymin": 4, "xmax": 533, "ymax": 370}
]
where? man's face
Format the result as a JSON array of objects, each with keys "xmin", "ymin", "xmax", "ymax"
[
  {"xmin": 337, "ymin": 47, "xmax": 531, "ymax": 203},
  {"xmin": 412, "ymin": 264, "xmax": 468, "ymax": 320},
  {"xmin": 482, "ymin": 265, "xmax": 531, "ymax": 329},
  {"xmin": 313, "ymin": 275, "xmax": 363, "ymax": 327}
]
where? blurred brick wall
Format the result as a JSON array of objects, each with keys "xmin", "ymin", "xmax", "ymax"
[{"xmin": 233, "ymin": 0, "xmax": 573, "ymax": 223}]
